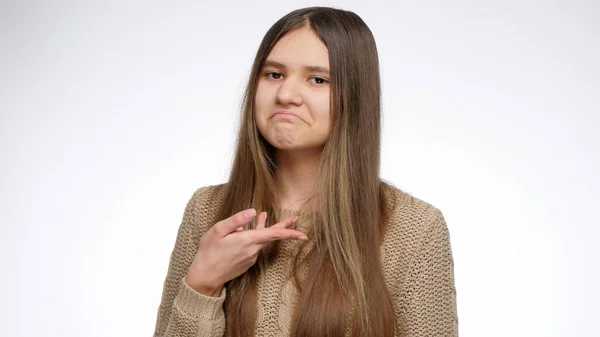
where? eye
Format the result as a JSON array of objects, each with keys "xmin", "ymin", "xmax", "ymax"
[
  {"xmin": 309, "ymin": 77, "xmax": 329, "ymax": 85},
  {"xmin": 265, "ymin": 71, "xmax": 283, "ymax": 80}
]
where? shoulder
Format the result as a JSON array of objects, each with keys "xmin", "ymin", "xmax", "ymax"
[
  {"xmin": 380, "ymin": 181, "xmax": 449, "ymax": 254},
  {"xmin": 185, "ymin": 183, "xmax": 227, "ymax": 211},
  {"xmin": 381, "ymin": 181, "xmax": 446, "ymax": 228},
  {"xmin": 379, "ymin": 181, "xmax": 453, "ymax": 288},
  {"xmin": 178, "ymin": 183, "xmax": 228, "ymax": 236}
]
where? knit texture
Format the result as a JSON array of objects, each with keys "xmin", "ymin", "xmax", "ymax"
[{"xmin": 153, "ymin": 183, "xmax": 458, "ymax": 336}]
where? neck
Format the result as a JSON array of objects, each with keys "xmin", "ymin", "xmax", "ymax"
[{"xmin": 275, "ymin": 148, "xmax": 322, "ymax": 211}]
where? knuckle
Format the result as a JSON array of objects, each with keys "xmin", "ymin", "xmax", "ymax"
[
  {"xmin": 240, "ymin": 233, "xmax": 255, "ymax": 246},
  {"xmin": 232, "ymin": 212, "xmax": 244, "ymax": 224},
  {"xmin": 212, "ymin": 223, "xmax": 225, "ymax": 236},
  {"xmin": 270, "ymin": 229, "xmax": 284, "ymax": 239},
  {"xmin": 234, "ymin": 210, "xmax": 250, "ymax": 223}
]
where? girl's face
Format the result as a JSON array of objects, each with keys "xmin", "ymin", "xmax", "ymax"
[{"xmin": 254, "ymin": 27, "xmax": 331, "ymax": 153}]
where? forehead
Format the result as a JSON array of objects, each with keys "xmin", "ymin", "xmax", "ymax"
[{"xmin": 266, "ymin": 27, "xmax": 329, "ymax": 68}]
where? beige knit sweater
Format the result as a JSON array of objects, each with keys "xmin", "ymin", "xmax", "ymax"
[{"xmin": 153, "ymin": 183, "xmax": 458, "ymax": 336}]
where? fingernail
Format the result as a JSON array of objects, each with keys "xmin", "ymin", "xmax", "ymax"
[
  {"xmin": 292, "ymin": 216, "xmax": 298, "ymax": 223},
  {"xmin": 297, "ymin": 235, "xmax": 308, "ymax": 241},
  {"xmin": 245, "ymin": 208, "xmax": 256, "ymax": 219}
]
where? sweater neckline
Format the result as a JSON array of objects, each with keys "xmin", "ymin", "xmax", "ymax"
[
  {"xmin": 274, "ymin": 207, "xmax": 315, "ymax": 232},
  {"xmin": 276, "ymin": 207, "xmax": 315, "ymax": 218}
]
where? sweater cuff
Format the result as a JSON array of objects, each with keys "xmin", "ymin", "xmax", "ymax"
[{"xmin": 173, "ymin": 276, "xmax": 227, "ymax": 320}]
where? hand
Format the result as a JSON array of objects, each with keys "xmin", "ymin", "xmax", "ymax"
[{"xmin": 184, "ymin": 208, "xmax": 307, "ymax": 296}]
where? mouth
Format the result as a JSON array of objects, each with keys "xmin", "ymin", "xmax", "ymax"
[{"xmin": 271, "ymin": 111, "xmax": 301, "ymax": 121}]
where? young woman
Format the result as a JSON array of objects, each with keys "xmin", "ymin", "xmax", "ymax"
[{"xmin": 153, "ymin": 6, "xmax": 457, "ymax": 337}]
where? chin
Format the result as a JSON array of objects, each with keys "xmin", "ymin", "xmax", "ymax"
[
  {"xmin": 271, "ymin": 141, "xmax": 301, "ymax": 151},
  {"xmin": 261, "ymin": 129, "xmax": 327, "ymax": 152},
  {"xmin": 271, "ymin": 141, "xmax": 325, "ymax": 154}
]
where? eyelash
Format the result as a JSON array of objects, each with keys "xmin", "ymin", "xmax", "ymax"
[{"xmin": 264, "ymin": 71, "xmax": 329, "ymax": 85}]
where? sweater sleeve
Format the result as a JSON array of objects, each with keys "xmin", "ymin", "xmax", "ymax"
[
  {"xmin": 153, "ymin": 187, "xmax": 227, "ymax": 337},
  {"xmin": 400, "ymin": 208, "xmax": 458, "ymax": 337}
]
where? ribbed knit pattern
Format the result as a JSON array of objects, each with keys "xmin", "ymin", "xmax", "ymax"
[{"xmin": 153, "ymin": 183, "xmax": 458, "ymax": 337}]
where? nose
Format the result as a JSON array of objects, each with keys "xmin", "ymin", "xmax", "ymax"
[{"xmin": 275, "ymin": 77, "xmax": 303, "ymax": 106}]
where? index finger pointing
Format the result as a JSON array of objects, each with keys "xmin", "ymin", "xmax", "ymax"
[{"xmin": 247, "ymin": 228, "xmax": 308, "ymax": 245}]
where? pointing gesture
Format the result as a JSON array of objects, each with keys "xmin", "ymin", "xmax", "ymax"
[{"xmin": 185, "ymin": 208, "xmax": 307, "ymax": 297}]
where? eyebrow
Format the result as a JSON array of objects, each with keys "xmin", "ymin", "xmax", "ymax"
[{"xmin": 263, "ymin": 59, "xmax": 330, "ymax": 75}]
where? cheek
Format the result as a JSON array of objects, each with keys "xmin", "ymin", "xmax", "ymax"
[
  {"xmin": 254, "ymin": 87, "xmax": 266, "ymax": 122},
  {"xmin": 254, "ymin": 88, "xmax": 263, "ymax": 112},
  {"xmin": 254, "ymin": 98, "xmax": 273, "ymax": 139},
  {"xmin": 319, "ymin": 96, "xmax": 332, "ymax": 136},
  {"xmin": 254, "ymin": 83, "xmax": 272, "ymax": 118},
  {"xmin": 311, "ymin": 95, "xmax": 331, "ymax": 125}
]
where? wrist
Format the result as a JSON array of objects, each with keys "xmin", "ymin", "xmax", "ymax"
[{"xmin": 184, "ymin": 273, "xmax": 223, "ymax": 297}]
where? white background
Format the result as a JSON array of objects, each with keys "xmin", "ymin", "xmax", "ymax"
[{"xmin": 1, "ymin": 1, "xmax": 598, "ymax": 336}]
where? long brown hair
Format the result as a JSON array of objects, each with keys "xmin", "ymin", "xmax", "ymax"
[{"xmin": 215, "ymin": 6, "xmax": 396, "ymax": 336}]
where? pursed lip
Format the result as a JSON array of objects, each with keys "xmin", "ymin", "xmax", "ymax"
[{"xmin": 271, "ymin": 110, "xmax": 303, "ymax": 121}]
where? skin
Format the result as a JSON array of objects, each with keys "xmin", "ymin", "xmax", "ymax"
[
  {"xmin": 185, "ymin": 210, "xmax": 307, "ymax": 296},
  {"xmin": 185, "ymin": 27, "xmax": 331, "ymax": 296},
  {"xmin": 254, "ymin": 26, "xmax": 332, "ymax": 210}
]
